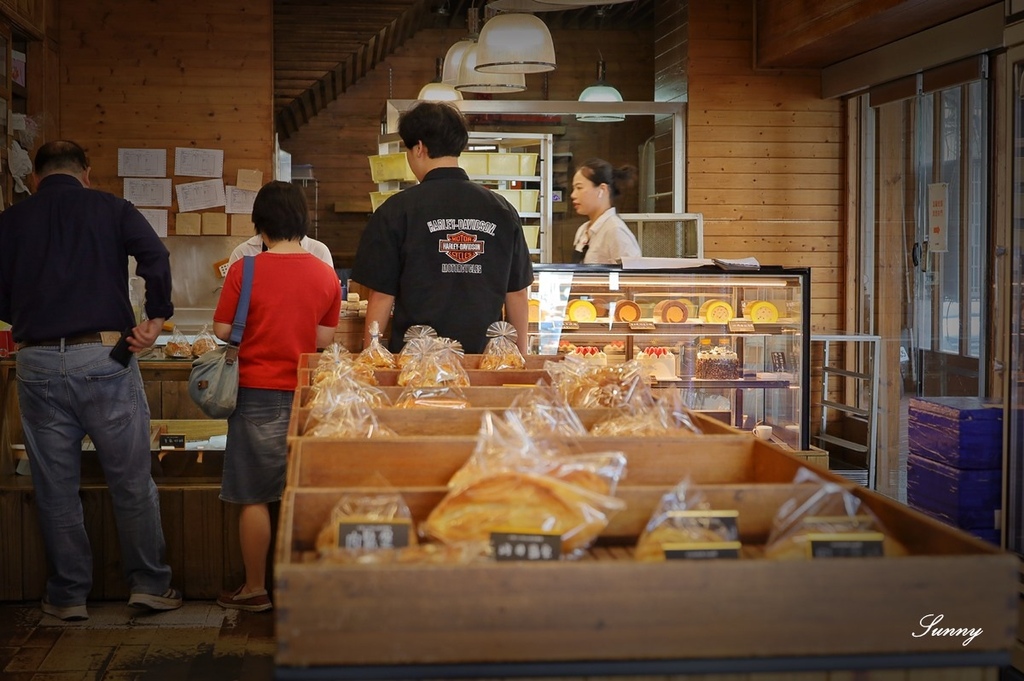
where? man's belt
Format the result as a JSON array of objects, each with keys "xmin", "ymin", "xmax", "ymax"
[{"xmin": 19, "ymin": 333, "xmax": 107, "ymax": 348}]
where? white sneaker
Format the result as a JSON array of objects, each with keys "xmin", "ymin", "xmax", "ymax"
[
  {"xmin": 41, "ymin": 599, "xmax": 89, "ymax": 622},
  {"xmin": 128, "ymin": 588, "xmax": 183, "ymax": 611}
]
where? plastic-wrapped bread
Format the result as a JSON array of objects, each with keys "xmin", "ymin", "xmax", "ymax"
[{"xmin": 422, "ymin": 471, "xmax": 621, "ymax": 555}]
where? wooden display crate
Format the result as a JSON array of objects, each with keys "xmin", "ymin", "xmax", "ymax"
[
  {"xmin": 275, "ymin": 480, "xmax": 1016, "ymax": 669},
  {"xmin": 275, "ymin": 412, "xmax": 1017, "ymax": 670},
  {"xmin": 301, "ymin": 352, "xmax": 560, "ymax": 372}
]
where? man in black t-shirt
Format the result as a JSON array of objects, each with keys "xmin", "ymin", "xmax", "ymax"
[{"xmin": 352, "ymin": 101, "xmax": 533, "ymax": 355}]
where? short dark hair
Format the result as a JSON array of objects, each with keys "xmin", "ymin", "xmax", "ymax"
[
  {"xmin": 251, "ymin": 181, "xmax": 309, "ymax": 241},
  {"xmin": 34, "ymin": 140, "xmax": 89, "ymax": 176},
  {"xmin": 576, "ymin": 158, "xmax": 637, "ymax": 204},
  {"xmin": 398, "ymin": 101, "xmax": 468, "ymax": 158}
]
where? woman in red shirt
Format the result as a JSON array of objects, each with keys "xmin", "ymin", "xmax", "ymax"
[{"xmin": 212, "ymin": 181, "xmax": 341, "ymax": 612}]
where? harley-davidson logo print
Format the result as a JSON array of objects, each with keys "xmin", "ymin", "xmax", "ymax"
[{"xmin": 439, "ymin": 231, "xmax": 485, "ymax": 264}]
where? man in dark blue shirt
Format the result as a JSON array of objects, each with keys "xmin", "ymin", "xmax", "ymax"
[{"xmin": 0, "ymin": 140, "xmax": 181, "ymax": 620}]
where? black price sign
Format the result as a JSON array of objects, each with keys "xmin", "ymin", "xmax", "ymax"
[
  {"xmin": 491, "ymin": 530, "xmax": 561, "ymax": 562},
  {"xmin": 808, "ymin": 532, "xmax": 885, "ymax": 558},
  {"xmin": 663, "ymin": 541, "xmax": 742, "ymax": 560},
  {"xmin": 335, "ymin": 521, "xmax": 411, "ymax": 550},
  {"xmin": 159, "ymin": 434, "xmax": 186, "ymax": 450}
]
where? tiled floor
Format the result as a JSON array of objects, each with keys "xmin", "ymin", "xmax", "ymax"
[{"xmin": 0, "ymin": 601, "xmax": 274, "ymax": 681}]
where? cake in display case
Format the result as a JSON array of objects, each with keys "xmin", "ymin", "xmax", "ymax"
[{"xmin": 528, "ymin": 264, "xmax": 811, "ymax": 450}]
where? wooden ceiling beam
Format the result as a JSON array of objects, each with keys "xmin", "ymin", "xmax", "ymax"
[{"xmin": 754, "ymin": 0, "xmax": 996, "ymax": 69}]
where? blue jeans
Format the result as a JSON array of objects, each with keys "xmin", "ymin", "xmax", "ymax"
[{"xmin": 16, "ymin": 342, "xmax": 171, "ymax": 606}]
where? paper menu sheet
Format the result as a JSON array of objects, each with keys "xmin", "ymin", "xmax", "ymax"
[
  {"xmin": 175, "ymin": 179, "xmax": 226, "ymax": 212},
  {"xmin": 124, "ymin": 178, "xmax": 172, "ymax": 207},
  {"xmin": 138, "ymin": 209, "xmax": 168, "ymax": 237},
  {"xmin": 118, "ymin": 148, "xmax": 167, "ymax": 178},
  {"xmin": 225, "ymin": 185, "xmax": 257, "ymax": 214},
  {"xmin": 174, "ymin": 147, "xmax": 224, "ymax": 178}
]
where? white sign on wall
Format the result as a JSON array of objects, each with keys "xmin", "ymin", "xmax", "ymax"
[{"xmin": 927, "ymin": 183, "xmax": 948, "ymax": 253}]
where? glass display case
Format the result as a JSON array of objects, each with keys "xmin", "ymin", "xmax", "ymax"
[{"xmin": 529, "ymin": 264, "xmax": 811, "ymax": 450}]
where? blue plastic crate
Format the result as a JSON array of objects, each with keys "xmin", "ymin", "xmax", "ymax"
[
  {"xmin": 908, "ymin": 397, "xmax": 1002, "ymax": 469},
  {"xmin": 906, "ymin": 453, "xmax": 1001, "ymax": 530}
]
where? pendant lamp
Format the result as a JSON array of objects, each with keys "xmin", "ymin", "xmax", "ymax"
[
  {"xmin": 488, "ymin": 0, "xmax": 567, "ymax": 10},
  {"xmin": 418, "ymin": 57, "xmax": 464, "ymax": 101},
  {"xmin": 576, "ymin": 59, "xmax": 624, "ymax": 122},
  {"xmin": 534, "ymin": 0, "xmax": 635, "ymax": 4},
  {"xmin": 441, "ymin": 38, "xmax": 475, "ymax": 85},
  {"xmin": 455, "ymin": 44, "xmax": 527, "ymax": 93},
  {"xmin": 441, "ymin": 7, "xmax": 481, "ymax": 86},
  {"xmin": 475, "ymin": 13, "xmax": 556, "ymax": 74}
]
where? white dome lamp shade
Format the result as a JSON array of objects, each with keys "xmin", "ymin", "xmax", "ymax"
[
  {"xmin": 576, "ymin": 59, "xmax": 625, "ymax": 122},
  {"xmin": 418, "ymin": 57, "xmax": 464, "ymax": 101},
  {"xmin": 534, "ymin": 0, "xmax": 636, "ymax": 5},
  {"xmin": 455, "ymin": 44, "xmax": 527, "ymax": 94},
  {"xmin": 441, "ymin": 38, "xmax": 475, "ymax": 86},
  {"xmin": 475, "ymin": 13, "xmax": 556, "ymax": 74}
]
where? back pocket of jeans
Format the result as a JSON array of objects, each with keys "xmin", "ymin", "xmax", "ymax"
[
  {"xmin": 16, "ymin": 377, "xmax": 54, "ymax": 428},
  {"xmin": 84, "ymin": 366, "xmax": 138, "ymax": 427}
]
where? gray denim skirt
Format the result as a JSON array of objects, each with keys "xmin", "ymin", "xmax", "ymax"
[{"xmin": 220, "ymin": 386, "xmax": 293, "ymax": 504}]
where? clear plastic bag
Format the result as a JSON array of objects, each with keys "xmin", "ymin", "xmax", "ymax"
[
  {"xmin": 424, "ymin": 410, "xmax": 627, "ymax": 558},
  {"xmin": 163, "ymin": 327, "xmax": 192, "ymax": 358},
  {"xmin": 591, "ymin": 391, "xmax": 704, "ymax": 436},
  {"xmin": 316, "ymin": 482, "xmax": 416, "ymax": 559},
  {"xmin": 545, "ymin": 356, "xmax": 654, "ymax": 410},
  {"xmin": 508, "ymin": 382, "xmax": 588, "ymax": 439},
  {"xmin": 479, "ymin": 320, "xmax": 525, "ymax": 370},
  {"xmin": 356, "ymin": 320, "xmax": 396, "ymax": 369},
  {"xmin": 763, "ymin": 468, "xmax": 906, "ymax": 560},
  {"xmin": 634, "ymin": 478, "xmax": 738, "ymax": 562},
  {"xmin": 394, "ymin": 337, "xmax": 471, "ymax": 409},
  {"xmin": 191, "ymin": 324, "xmax": 218, "ymax": 357},
  {"xmin": 397, "ymin": 325, "xmax": 438, "ymax": 369}
]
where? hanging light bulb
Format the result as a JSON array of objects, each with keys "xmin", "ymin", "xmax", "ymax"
[
  {"xmin": 576, "ymin": 59, "xmax": 624, "ymax": 122},
  {"xmin": 455, "ymin": 43, "xmax": 526, "ymax": 94},
  {"xmin": 418, "ymin": 57, "xmax": 463, "ymax": 101},
  {"xmin": 475, "ymin": 13, "xmax": 556, "ymax": 74}
]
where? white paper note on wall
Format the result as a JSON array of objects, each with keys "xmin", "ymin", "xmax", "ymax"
[
  {"xmin": 118, "ymin": 148, "xmax": 166, "ymax": 178},
  {"xmin": 138, "ymin": 208, "xmax": 168, "ymax": 237},
  {"xmin": 176, "ymin": 179, "xmax": 226, "ymax": 212},
  {"xmin": 174, "ymin": 147, "xmax": 224, "ymax": 178},
  {"xmin": 124, "ymin": 178, "xmax": 172, "ymax": 207},
  {"xmin": 225, "ymin": 186, "xmax": 257, "ymax": 214}
]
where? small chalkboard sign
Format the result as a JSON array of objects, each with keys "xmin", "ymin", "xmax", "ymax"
[
  {"xmin": 491, "ymin": 530, "xmax": 560, "ymax": 562},
  {"xmin": 336, "ymin": 521, "xmax": 411, "ymax": 550},
  {"xmin": 770, "ymin": 351, "xmax": 788, "ymax": 372},
  {"xmin": 159, "ymin": 434, "xmax": 186, "ymax": 450}
]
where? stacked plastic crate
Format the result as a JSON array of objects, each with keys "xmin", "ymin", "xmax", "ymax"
[{"xmin": 906, "ymin": 397, "xmax": 1003, "ymax": 545}]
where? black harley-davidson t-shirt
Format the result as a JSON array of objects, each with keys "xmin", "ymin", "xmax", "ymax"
[{"xmin": 352, "ymin": 166, "xmax": 534, "ymax": 354}]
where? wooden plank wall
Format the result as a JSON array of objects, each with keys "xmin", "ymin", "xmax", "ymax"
[
  {"xmin": 55, "ymin": 0, "xmax": 274, "ymax": 234},
  {"xmin": 280, "ymin": 26, "xmax": 655, "ymax": 267},
  {"xmin": 682, "ymin": 1, "xmax": 845, "ymax": 336}
]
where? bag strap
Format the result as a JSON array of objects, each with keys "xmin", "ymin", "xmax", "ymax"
[{"xmin": 229, "ymin": 256, "xmax": 255, "ymax": 346}]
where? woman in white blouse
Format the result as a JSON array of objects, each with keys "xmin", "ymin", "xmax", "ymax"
[{"xmin": 570, "ymin": 159, "xmax": 641, "ymax": 264}]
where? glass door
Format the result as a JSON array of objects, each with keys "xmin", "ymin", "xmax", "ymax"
[{"xmin": 1005, "ymin": 52, "xmax": 1024, "ymax": 554}]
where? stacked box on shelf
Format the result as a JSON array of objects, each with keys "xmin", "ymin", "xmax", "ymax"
[{"xmin": 906, "ymin": 396, "xmax": 1003, "ymax": 544}]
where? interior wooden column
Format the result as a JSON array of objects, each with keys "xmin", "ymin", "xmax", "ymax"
[{"xmin": 874, "ymin": 100, "xmax": 907, "ymax": 497}]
